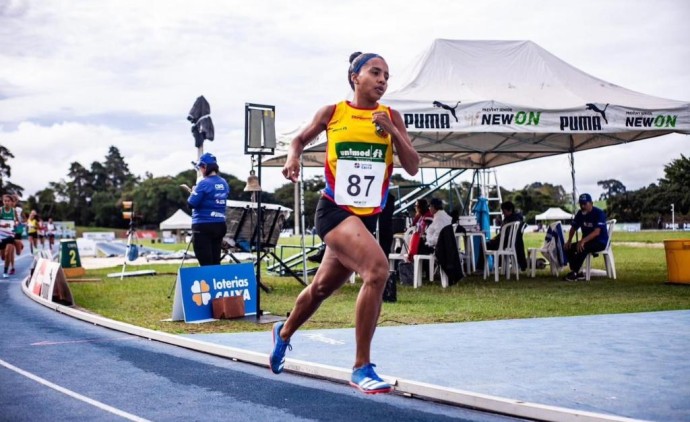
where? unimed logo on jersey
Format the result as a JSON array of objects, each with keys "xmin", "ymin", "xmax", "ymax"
[{"xmin": 336, "ymin": 142, "xmax": 386, "ymax": 162}]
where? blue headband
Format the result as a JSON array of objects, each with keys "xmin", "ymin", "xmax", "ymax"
[{"xmin": 351, "ymin": 53, "xmax": 381, "ymax": 74}]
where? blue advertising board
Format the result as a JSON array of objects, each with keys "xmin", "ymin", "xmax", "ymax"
[{"xmin": 171, "ymin": 263, "xmax": 257, "ymax": 323}]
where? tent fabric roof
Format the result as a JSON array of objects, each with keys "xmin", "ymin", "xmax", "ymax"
[
  {"xmin": 535, "ymin": 207, "xmax": 573, "ymax": 221},
  {"xmin": 159, "ymin": 209, "xmax": 191, "ymax": 230},
  {"xmin": 386, "ymin": 40, "xmax": 686, "ymax": 109},
  {"xmin": 265, "ymin": 39, "xmax": 689, "ymax": 169}
]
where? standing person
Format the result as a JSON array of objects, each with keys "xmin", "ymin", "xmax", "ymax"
[
  {"xmin": 27, "ymin": 210, "xmax": 39, "ymax": 253},
  {"xmin": 563, "ymin": 193, "xmax": 608, "ymax": 281},
  {"xmin": 270, "ymin": 51, "xmax": 419, "ymax": 394},
  {"xmin": 46, "ymin": 217, "xmax": 57, "ymax": 250},
  {"xmin": 11, "ymin": 196, "xmax": 24, "ymax": 256},
  {"xmin": 37, "ymin": 216, "xmax": 46, "ymax": 249},
  {"xmin": 1, "ymin": 194, "xmax": 18, "ymax": 277},
  {"xmin": 0, "ymin": 225, "xmax": 14, "ymax": 278},
  {"xmin": 377, "ymin": 192, "xmax": 396, "ymax": 256},
  {"xmin": 185, "ymin": 152, "xmax": 230, "ymax": 266}
]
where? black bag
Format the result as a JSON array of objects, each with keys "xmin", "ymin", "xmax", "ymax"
[
  {"xmin": 382, "ymin": 271, "xmax": 397, "ymax": 303},
  {"xmin": 398, "ymin": 262, "xmax": 414, "ymax": 286}
]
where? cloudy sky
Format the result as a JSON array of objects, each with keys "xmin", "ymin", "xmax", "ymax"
[{"xmin": 1, "ymin": 0, "xmax": 688, "ymax": 202}]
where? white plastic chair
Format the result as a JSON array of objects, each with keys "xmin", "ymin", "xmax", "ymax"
[
  {"xmin": 481, "ymin": 221, "xmax": 521, "ymax": 282},
  {"xmin": 584, "ymin": 219, "xmax": 616, "ymax": 280},
  {"xmin": 412, "ymin": 251, "xmax": 451, "ymax": 288},
  {"xmin": 388, "ymin": 226, "xmax": 415, "ymax": 271}
]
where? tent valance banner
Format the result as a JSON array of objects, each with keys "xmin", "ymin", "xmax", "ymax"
[{"xmin": 264, "ymin": 39, "xmax": 689, "ymax": 170}]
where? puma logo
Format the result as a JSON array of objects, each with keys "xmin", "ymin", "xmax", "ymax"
[
  {"xmin": 432, "ymin": 101, "xmax": 461, "ymax": 122},
  {"xmin": 585, "ymin": 103, "xmax": 609, "ymax": 124}
]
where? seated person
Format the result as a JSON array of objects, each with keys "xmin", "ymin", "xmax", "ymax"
[
  {"xmin": 412, "ymin": 198, "xmax": 433, "ymax": 234},
  {"xmin": 424, "ymin": 198, "xmax": 452, "ymax": 249},
  {"xmin": 423, "ymin": 198, "xmax": 464, "ymax": 284},
  {"xmin": 481, "ymin": 201, "xmax": 527, "ymax": 271},
  {"xmin": 404, "ymin": 199, "xmax": 434, "ymax": 259},
  {"xmin": 563, "ymin": 193, "xmax": 609, "ymax": 281}
]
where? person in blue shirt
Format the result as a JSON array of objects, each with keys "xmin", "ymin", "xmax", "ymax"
[
  {"xmin": 563, "ymin": 193, "xmax": 609, "ymax": 281},
  {"xmin": 185, "ymin": 153, "xmax": 229, "ymax": 266}
]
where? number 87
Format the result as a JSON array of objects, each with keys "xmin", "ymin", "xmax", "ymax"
[{"xmin": 347, "ymin": 175, "xmax": 375, "ymax": 197}]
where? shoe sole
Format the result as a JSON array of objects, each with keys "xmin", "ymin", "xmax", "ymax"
[{"xmin": 349, "ymin": 381, "xmax": 393, "ymax": 395}]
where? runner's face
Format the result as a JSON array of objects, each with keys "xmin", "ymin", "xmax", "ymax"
[
  {"xmin": 2, "ymin": 197, "xmax": 11, "ymax": 207},
  {"xmin": 354, "ymin": 58, "xmax": 389, "ymax": 100}
]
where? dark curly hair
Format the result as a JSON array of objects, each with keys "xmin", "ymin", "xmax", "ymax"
[{"xmin": 347, "ymin": 51, "xmax": 382, "ymax": 90}]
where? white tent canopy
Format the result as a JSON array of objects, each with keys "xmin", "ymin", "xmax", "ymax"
[
  {"xmin": 535, "ymin": 207, "xmax": 573, "ymax": 221},
  {"xmin": 265, "ymin": 39, "xmax": 689, "ymax": 170},
  {"xmin": 159, "ymin": 209, "xmax": 191, "ymax": 230}
]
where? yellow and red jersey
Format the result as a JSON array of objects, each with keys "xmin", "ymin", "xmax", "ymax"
[{"xmin": 322, "ymin": 101, "xmax": 394, "ymax": 216}]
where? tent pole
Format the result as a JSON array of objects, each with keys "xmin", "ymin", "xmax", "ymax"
[
  {"xmin": 299, "ymin": 158, "xmax": 308, "ymax": 284},
  {"xmin": 569, "ymin": 137, "xmax": 579, "ymax": 242},
  {"xmin": 293, "ymin": 182, "xmax": 300, "ymax": 236}
]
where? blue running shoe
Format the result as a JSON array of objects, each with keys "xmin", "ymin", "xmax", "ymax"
[
  {"xmin": 350, "ymin": 363, "xmax": 393, "ymax": 394},
  {"xmin": 269, "ymin": 321, "xmax": 292, "ymax": 374}
]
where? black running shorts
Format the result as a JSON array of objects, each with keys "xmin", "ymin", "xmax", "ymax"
[{"xmin": 315, "ymin": 197, "xmax": 378, "ymax": 240}]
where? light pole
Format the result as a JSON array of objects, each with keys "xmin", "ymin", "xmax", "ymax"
[
  {"xmin": 671, "ymin": 203, "xmax": 675, "ymax": 231},
  {"xmin": 244, "ymin": 103, "xmax": 277, "ymax": 323}
]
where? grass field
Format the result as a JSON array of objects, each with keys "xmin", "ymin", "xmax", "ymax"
[{"xmin": 67, "ymin": 231, "xmax": 690, "ymax": 335}]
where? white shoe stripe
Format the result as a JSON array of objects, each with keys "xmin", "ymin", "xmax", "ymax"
[{"xmin": 358, "ymin": 377, "xmax": 389, "ymax": 390}]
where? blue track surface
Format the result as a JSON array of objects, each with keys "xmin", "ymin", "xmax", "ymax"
[{"xmin": 187, "ymin": 310, "xmax": 690, "ymax": 421}]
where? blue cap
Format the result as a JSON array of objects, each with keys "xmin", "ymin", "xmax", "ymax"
[
  {"xmin": 194, "ymin": 152, "xmax": 217, "ymax": 169},
  {"xmin": 578, "ymin": 193, "xmax": 592, "ymax": 204}
]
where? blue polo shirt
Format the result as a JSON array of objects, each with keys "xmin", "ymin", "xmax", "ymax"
[
  {"xmin": 572, "ymin": 206, "xmax": 608, "ymax": 246},
  {"xmin": 188, "ymin": 175, "xmax": 229, "ymax": 224}
]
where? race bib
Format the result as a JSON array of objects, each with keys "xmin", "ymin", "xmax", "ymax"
[{"xmin": 333, "ymin": 142, "xmax": 387, "ymax": 208}]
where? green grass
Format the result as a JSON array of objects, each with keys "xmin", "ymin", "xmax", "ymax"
[{"xmin": 67, "ymin": 231, "xmax": 690, "ymax": 335}]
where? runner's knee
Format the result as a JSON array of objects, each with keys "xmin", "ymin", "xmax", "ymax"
[{"xmin": 360, "ymin": 263, "xmax": 388, "ymax": 288}]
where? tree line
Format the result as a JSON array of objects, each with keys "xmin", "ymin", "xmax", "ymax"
[{"xmin": 0, "ymin": 145, "xmax": 687, "ymax": 230}]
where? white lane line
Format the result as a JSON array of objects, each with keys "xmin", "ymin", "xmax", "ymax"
[
  {"xmin": 0, "ymin": 358, "xmax": 150, "ymax": 422},
  {"xmin": 31, "ymin": 336, "xmax": 139, "ymax": 346}
]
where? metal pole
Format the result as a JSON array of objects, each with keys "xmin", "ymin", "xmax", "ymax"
[
  {"xmin": 120, "ymin": 204, "xmax": 135, "ymax": 280},
  {"xmin": 299, "ymin": 158, "xmax": 308, "ymax": 283},
  {"xmin": 256, "ymin": 154, "xmax": 263, "ymax": 321},
  {"xmin": 293, "ymin": 182, "xmax": 300, "ymax": 236},
  {"xmin": 570, "ymin": 140, "xmax": 579, "ymax": 242},
  {"xmin": 167, "ymin": 234, "xmax": 195, "ymax": 299},
  {"xmin": 196, "ymin": 145, "xmax": 204, "ymax": 183},
  {"xmin": 570, "ymin": 151, "xmax": 577, "ymax": 213},
  {"xmin": 671, "ymin": 203, "xmax": 675, "ymax": 231}
]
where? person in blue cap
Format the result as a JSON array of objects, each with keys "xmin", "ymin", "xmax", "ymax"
[
  {"xmin": 185, "ymin": 152, "xmax": 229, "ymax": 266},
  {"xmin": 563, "ymin": 193, "xmax": 609, "ymax": 281}
]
